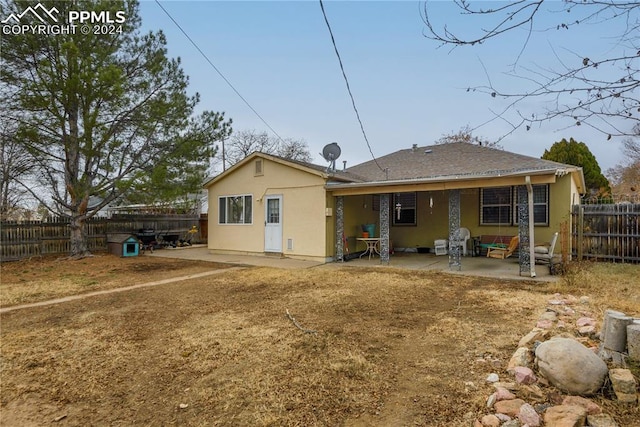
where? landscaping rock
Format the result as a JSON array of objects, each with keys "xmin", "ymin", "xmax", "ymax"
[
  {"xmin": 494, "ymin": 398, "xmax": 526, "ymax": 417},
  {"xmin": 609, "ymin": 368, "xmax": 638, "ymax": 404},
  {"xmin": 627, "ymin": 323, "xmax": 640, "ymax": 361},
  {"xmin": 561, "ymin": 395, "xmax": 601, "ymax": 415},
  {"xmin": 535, "ymin": 337, "xmax": 608, "ymax": 395},
  {"xmin": 586, "ymin": 413, "xmax": 619, "ymax": 427},
  {"xmin": 543, "ymin": 404, "xmax": 587, "ymax": 427},
  {"xmin": 576, "ymin": 316, "xmax": 595, "ymax": 327},
  {"xmin": 536, "ymin": 319, "xmax": 554, "ymax": 329},
  {"xmin": 518, "ymin": 329, "xmax": 548, "ymax": 348},
  {"xmin": 517, "ymin": 403, "xmax": 541, "ymax": 426},
  {"xmin": 539, "ymin": 310, "xmax": 558, "ymax": 322},
  {"xmin": 486, "ymin": 392, "xmax": 496, "ymax": 409},
  {"xmin": 486, "ymin": 373, "xmax": 499, "ymax": 383},
  {"xmin": 495, "ymin": 413, "xmax": 512, "ymax": 422},
  {"xmin": 495, "ymin": 387, "xmax": 516, "ymax": 401},
  {"xmin": 518, "ymin": 384, "xmax": 546, "ymax": 402},
  {"xmin": 480, "ymin": 414, "xmax": 500, "ymax": 427},
  {"xmin": 507, "ymin": 347, "xmax": 530, "ymax": 372},
  {"xmin": 578, "ymin": 325, "xmax": 596, "ymax": 336},
  {"xmin": 513, "ymin": 366, "xmax": 537, "ymax": 385}
]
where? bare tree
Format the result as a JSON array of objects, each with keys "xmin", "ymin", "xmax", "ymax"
[
  {"xmin": 224, "ymin": 130, "xmax": 312, "ymax": 167},
  {"xmin": 607, "ymin": 125, "xmax": 640, "ymax": 197},
  {"xmin": 422, "ymin": 1, "xmax": 639, "ymax": 140},
  {"xmin": 276, "ymin": 138, "xmax": 313, "ymax": 163},
  {"xmin": 435, "ymin": 125, "xmax": 502, "ymax": 149},
  {"xmin": 224, "ymin": 130, "xmax": 278, "ymax": 166}
]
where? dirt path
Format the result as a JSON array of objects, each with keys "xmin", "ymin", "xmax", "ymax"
[{"xmin": 0, "ymin": 267, "xmax": 243, "ymax": 314}]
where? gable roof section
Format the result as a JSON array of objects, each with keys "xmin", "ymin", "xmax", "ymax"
[
  {"xmin": 345, "ymin": 142, "xmax": 580, "ymax": 182},
  {"xmin": 203, "ymin": 151, "xmax": 363, "ymax": 188}
]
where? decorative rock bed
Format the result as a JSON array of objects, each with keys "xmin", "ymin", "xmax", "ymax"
[{"xmin": 473, "ymin": 294, "xmax": 639, "ymax": 427}]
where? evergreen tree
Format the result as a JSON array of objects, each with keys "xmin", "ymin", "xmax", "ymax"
[
  {"xmin": 542, "ymin": 138, "xmax": 610, "ymax": 195},
  {"xmin": 1, "ymin": 0, "xmax": 231, "ymax": 257}
]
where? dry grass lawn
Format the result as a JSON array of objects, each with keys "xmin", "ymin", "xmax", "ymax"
[{"xmin": 1, "ymin": 254, "xmax": 639, "ymax": 426}]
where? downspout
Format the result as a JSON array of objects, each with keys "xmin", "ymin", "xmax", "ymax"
[{"xmin": 525, "ymin": 176, "xmax": 536, "ymax": 278}]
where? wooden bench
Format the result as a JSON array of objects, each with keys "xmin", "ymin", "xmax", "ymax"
[{"xmin": 477, "ymin": 235, "xmax": 515, "ymax": 256}]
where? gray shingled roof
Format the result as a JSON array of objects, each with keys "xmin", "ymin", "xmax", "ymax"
[
  {"xmin": 266, "ymin": 153, "xmax": 365, "ymax": 182},
  {"xmin": 345, "ymin": 142, "xmax": 576, "ymax": 182}
]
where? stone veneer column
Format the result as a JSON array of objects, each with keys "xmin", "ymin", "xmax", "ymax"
[
  {"xmin": 448, "ymin": 189, "xmax": 461, "ymax": 271},
  {"xmin": 335, "ymin": 196, "xmax": 344, "ymax": 262},
  {"xmin": 379, "ymin": 193, "xmax": 390, "ymax": 264},
  {"xmin": 517, "ymin": 186, "xmax": 531, "ymax": 275}
]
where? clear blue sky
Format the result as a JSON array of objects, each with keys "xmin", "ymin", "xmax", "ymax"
[{"xmin": 139, "ymin": 1, "xmax": 630, "ymax": 174}]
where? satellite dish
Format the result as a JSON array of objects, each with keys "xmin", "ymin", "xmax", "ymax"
[{"xmin": 322, "ymin": 142, "xmax": 341, "ymax": 172}]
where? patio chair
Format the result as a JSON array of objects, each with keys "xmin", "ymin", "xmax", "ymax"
[
  {"xmin": 486, "ymin": 235, "xmax": 519, "ymax": 259},
  {"xmin": 450, "ymin": 227, "xmax": 471, "ymax": 256},
  {"xmin": 534, "ymin": 232, "xmax": 558, "ymax": 264}
]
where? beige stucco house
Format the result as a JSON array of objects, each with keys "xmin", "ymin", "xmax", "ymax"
[{"xmin": 204, "ymin": 142, "xmax": 586, "ymax": 274}]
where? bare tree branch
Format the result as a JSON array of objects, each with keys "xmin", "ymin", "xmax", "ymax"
[{"xmin": 422, "ymin": 0, "xmax": 640, "ymax": 139}]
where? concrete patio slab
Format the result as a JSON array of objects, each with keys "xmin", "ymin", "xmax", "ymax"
[
  {"xmin": 145, "ymin": 246, "xmax": 324, "ymax": 269},
  {"xmin": 146, "ymin": 246, "xmax": 559, "ymax": 282}
]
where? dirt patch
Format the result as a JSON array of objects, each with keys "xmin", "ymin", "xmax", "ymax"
[
  {"xmin": 0, "ymin": 252, "xmax": 232, "ymax": 307},
  {"xmin": 1, "ymin": 257, "xmax": 638, "ymax": 426}
]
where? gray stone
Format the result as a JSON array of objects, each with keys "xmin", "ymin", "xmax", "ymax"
[
  {"xmin": 535, "ymin": 337, "xmax": 608, "ymax": 395},
  {"xmin": 601, "ymin": 309, "xmax": 626, "ymax": 343},
  {"xmin": 586, "ymin": 413, "xmax": 619, "ymax": 427},
  {"xmin": 486, "ymin": 392, "xmax": 496, "ymax": 408},
  {"xmin": 507, "ymin": 347, "xmax": 530, "ymax": 372},
  {"xmin": 609, "ymin": 368, "xmax": 638, "ymax": 403},
  {"xmin": 518, "ymin": 329, "xmax": 548, "ymax": 348},
  {"xmin": 486, "ymin": 373, "xmax": 499, "ymax": 383},
  {"xmin": 628, "ymin": 323, "xmax": 640, "ymax": 361},
  {"xmin": 603, "ymin": 311, "xmax": 633, "ymax": 352},
  {"xmin": 502, "ymin": 421, "xmax": 521, "ymax": 427},
  {"xmin": 539, "ymin": 310, "xmax": 558, "ymax": 322}
]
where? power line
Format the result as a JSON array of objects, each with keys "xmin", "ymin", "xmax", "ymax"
[
  {"xmin": 154, "ymin": 0, "xmax": 286, "ymax": 144},
  {"xmin": 318, "ymin": 0, "xmax": 384, "ymax": 172}
]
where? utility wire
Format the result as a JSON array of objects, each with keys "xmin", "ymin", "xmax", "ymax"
[
  {"xmin": 155, "ymin": 0, "xmax": 286, "ymax": 144},
  {"xmin": 318, "ymin": 0, "xmax": 384, "ymax": 172}
]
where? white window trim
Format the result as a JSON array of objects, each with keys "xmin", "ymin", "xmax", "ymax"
[{"xmin": 218, "ymin": 194, "xmax": 253, "ymax": 225}]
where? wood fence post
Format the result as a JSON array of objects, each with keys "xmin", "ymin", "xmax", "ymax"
[{"xmin": 578, "ymin": 206, "xmax": 584, "ymax": 261}]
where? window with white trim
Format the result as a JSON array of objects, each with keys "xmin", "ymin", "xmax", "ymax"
[{"xmin": 218, "ymin": 195, "xmax": 252, "ymax": 224}]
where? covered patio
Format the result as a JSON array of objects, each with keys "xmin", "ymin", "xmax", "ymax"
[
  {"xmin": 327, "ymin": 144, "xmax": 585, "ymax": 279},
  {"xmin": 337, "ymin": 250, "xmax": 559, "ymax": 282}
]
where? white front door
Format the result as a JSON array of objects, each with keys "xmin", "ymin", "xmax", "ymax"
[{"xmin": 264, "ymin": 195, "xmax": 283, "ymax": 252}]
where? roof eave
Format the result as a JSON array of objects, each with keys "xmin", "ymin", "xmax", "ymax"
[{"xmin": 326, "ymin": 168, "xmax": 565, "ymax": 190}]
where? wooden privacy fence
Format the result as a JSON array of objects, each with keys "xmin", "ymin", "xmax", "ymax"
[
  {"xmin": 1, "ymin": 214, "xmax": 204, "ymax": 262},
  {"xmin": 572, "ymin": 204, "xmax": 640, "ymax": 263}
]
